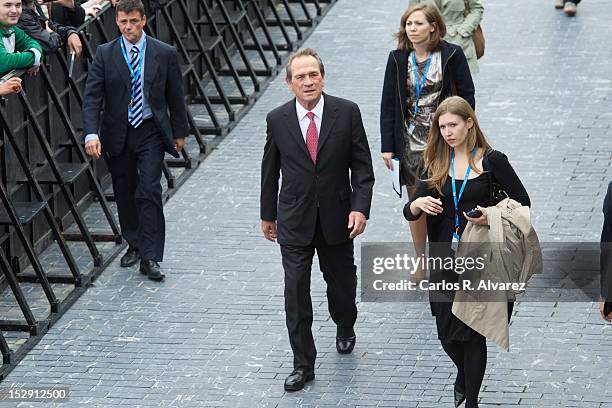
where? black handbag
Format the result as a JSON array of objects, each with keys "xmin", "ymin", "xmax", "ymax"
[{"xmin": 483, "ymin": 149, "xmax": 508, "ymax": 206}]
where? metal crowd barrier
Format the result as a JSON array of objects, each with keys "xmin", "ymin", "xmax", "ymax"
[{"xmin": 0, "ymin": 0, "xmax": 337, "ymax": 381}]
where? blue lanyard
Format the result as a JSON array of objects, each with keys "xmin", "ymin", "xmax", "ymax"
[
  {"xmin": 410, "ymin": 51, "xmax": 431, "ymax": 116},
  {"xmin": 119, "ymin": 35, "xmax": 146, "ymax": 107},
  {"xmin": 450, "ymin": 148, "xmax": 476, "ymax": 234}
]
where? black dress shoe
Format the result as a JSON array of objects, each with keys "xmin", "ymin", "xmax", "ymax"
[
  {"xmin": 283, "ymin": 369, "xmax": 314, "ymax": 392},
  {"xmin": 120, "ymin": 247, "xmax": 139, "ymax": 267},
  {"xmin": 336, "ymin": 335, "xmax": 356, "ymax": 354},
  {"xmin": 139, "ymin": 260, "xmax": 165, "ymax": 281},
  {"xmin": 454, "ymin": 387, "xmax": 466, "ymax": 407}
]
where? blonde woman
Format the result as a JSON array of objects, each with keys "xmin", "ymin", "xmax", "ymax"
[
  {"xmin": 403, "ymin": 96, "xmax": 529, "ymax": 407},
  {"xmin": 410, "ymin": 0, "xmax": 483, "ymax": 73}
]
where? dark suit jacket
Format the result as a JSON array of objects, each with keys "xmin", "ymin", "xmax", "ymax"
[
  {"xmin": 82, "ymin": 35, "xmax": 188, "ymax": 158},
  {"xmin": 260, "ymin": 94, "xmax": 375, "ymax": 247},
  {"xmin": 601, "ymin": 181, "xmax": 612, "ymax": 310}
]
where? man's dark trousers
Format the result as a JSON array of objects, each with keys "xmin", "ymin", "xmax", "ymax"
[
  {"xmin": 108, "ymin": 118, "xmax": 165, "ymax": 262},
  {"xmin": 281, "ymin": 213, "xmax": 357, "ymax": 372}
]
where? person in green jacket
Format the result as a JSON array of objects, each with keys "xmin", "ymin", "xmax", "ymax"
[
  {"xmin": 409, "ymin": 0, "xmax": 483, "ymax": 74},
  {"xmin": 0, "ymin": 0, "xmax": 43, "ymax": 76}
]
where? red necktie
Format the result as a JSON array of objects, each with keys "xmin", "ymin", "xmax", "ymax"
[{"xmin": 305, "ymin": 112, "xmax": 318, "ymax": 163}]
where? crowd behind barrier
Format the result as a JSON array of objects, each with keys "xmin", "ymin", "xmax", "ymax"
[{"xmin": 0, "ymin": 0, "xmax": 337, "ymax": 380}]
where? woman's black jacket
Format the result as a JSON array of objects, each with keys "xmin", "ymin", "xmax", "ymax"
[{"xmin": 380, "ymin": 41, "xmax": 475, "ymax": 159}]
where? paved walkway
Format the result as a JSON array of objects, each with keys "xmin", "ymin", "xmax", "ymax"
[{"xmin": 2, "ymin": 0, "xmax": 612, "ymax": 406}]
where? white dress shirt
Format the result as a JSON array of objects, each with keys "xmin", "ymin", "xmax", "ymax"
[{"xmin": 295, "ymin": 95, "xmax": 324, "ymax": 142}]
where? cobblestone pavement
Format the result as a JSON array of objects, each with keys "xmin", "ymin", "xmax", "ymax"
[{"xmin": 2, "ymin": 0, "xmax": 611, "ymax": 407}]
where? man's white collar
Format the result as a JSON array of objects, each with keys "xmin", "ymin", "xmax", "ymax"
[{"xmin": 295, "ymin": 94, "xmax": 324, "ymax": 120}]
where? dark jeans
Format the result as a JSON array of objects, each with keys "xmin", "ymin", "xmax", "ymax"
[{"xmin": 564, "ymin": 0, "xmax": 581, "ymax": 4}]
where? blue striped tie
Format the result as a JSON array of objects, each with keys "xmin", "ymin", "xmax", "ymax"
[{"xmin": 128, "ymin": 46, "xmax": 143, "ymax": 128}]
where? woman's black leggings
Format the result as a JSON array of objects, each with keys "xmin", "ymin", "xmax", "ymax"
[
  {"xmin": 441, "ymin": 334, "xmax": 487, "ymax": 408},
  {"xmin": 440, "ymin": 303, "xmax": 513, "ymax": 407}
]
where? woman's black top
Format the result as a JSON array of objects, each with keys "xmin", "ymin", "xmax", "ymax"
[{"xmin": 404, "ymin": 149, "xmax": 530, "ymax": 226}]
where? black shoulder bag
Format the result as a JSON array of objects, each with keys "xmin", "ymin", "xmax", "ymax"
[{"xmin": 483, "ymin": 149, "xmax": 508, "ymax": 206}]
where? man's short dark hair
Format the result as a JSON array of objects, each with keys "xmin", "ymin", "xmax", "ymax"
[{"xmin": 116, "ymin": 0, "xmax": 146, "ymax": 16}]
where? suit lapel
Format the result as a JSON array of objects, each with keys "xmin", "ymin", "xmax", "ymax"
[
  {"xmin": 316, "ymin": 94, "xmax": 337, "ymax": 154},
  {"xmin": 112, "ymin": 38, "xmax": 131, "ymax": 91},
  {"xmin": 283, "ymin": 100, "xmax": 311, "ymax": 163}
]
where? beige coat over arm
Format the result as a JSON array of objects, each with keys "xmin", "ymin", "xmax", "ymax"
[{"xmin": 452, "ymin": 198, "xmax": 543, "ymax": 351}]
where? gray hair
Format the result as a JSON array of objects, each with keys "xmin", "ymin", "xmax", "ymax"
[{"xmin": 285, "ymin": 48, "xmax": 325, "ymax": 80}]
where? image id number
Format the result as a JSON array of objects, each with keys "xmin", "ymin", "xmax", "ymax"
[{"xmin": 0, "ymin": 387, "xmax": 69, "ymax": 401}]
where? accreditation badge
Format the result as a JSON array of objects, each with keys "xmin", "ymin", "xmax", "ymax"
[{"xmin": 451, "ymin": 231, "xmax": 460, "ymax": 252}]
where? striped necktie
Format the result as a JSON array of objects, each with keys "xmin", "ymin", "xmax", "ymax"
[{"xmin": 128, "ymin": 46, "xmax": 143, "ymax": 128}]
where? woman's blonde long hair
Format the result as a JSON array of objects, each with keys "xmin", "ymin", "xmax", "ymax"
[{"xmin": 423, "ymin": 96, "xmax": 491, "ymax": 195}]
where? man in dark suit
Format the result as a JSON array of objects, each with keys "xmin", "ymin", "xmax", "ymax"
[
  {"xmin": 82, "ymin": 0, "xmax": 188, "ymax": 281},
  {"xmin": 260, "ymin": 48, "xmax": 375, "ymax": 391}
]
